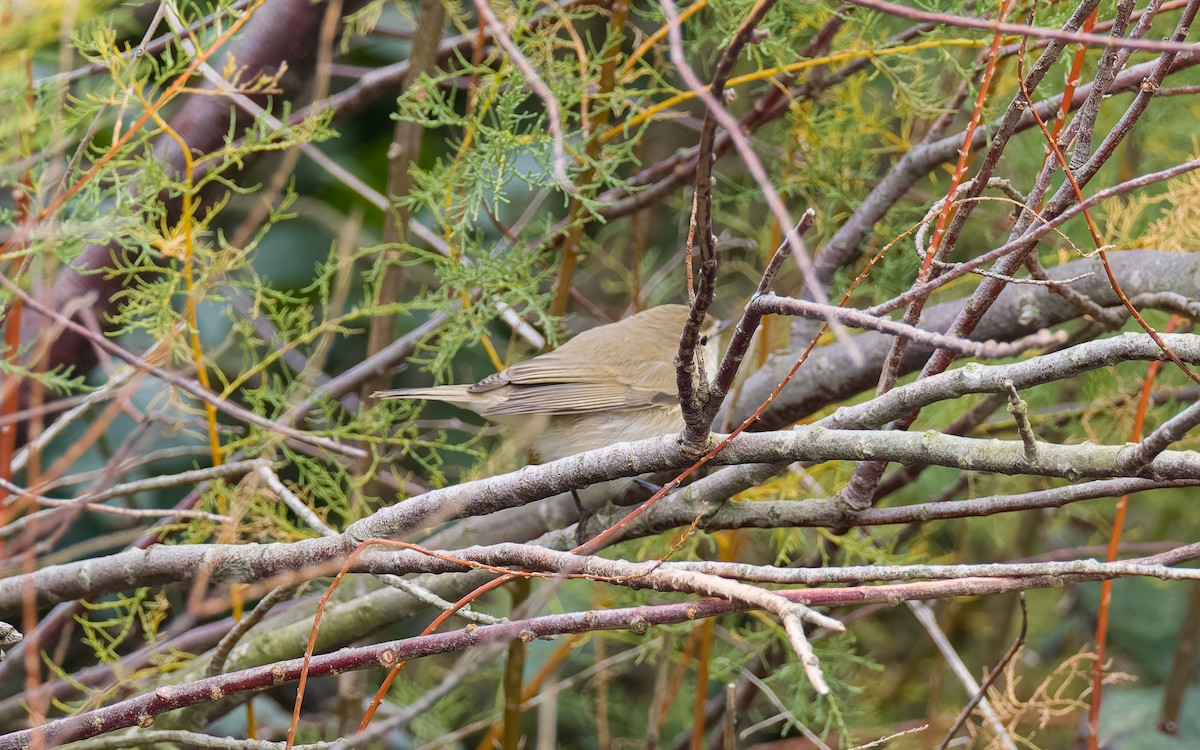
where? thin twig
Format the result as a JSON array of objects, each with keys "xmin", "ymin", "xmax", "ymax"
[
  {"xmin": 935, "ymin": 594, "xmax": 1028, "ymax": 750},
  {"xmin": 909, "ymin": 601, "xmax": 1017, "ymax": 750},
  {"xmin": 1004, "ymin": 380, "xmax": 1038, "ymax": 460},
  {"xmin": 472, "ymin": 0, "xmax": 575, "ymax": 192},
  {"xmin": 0, "ymin": 276, "xmax": 366, "ymax": 460}
]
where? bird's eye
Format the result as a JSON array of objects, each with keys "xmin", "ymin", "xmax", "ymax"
[{"xmin": 700, "ymin": 335, "xmax": 709, "ymax": 346}]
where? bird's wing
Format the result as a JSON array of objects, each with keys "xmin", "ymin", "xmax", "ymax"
[
  {"xmin": 468, "ymin": 309, "xmax": 689, "ymax": 412},
  {"xmin": 468, "ymin": 346, "xmax": 605, "ymax": 390},
  {"xmin": 480, "ymin": 382, "xmax": 676, "ymax": 416}
]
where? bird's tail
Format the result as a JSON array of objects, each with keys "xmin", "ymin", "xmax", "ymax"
[{"xmin": 372, "ymin": 385, "xmax": 476, "ymax": 404}]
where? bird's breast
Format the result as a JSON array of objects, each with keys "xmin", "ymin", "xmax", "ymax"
[{"xmin": 528, "ymin": 405, "xmax": 684, "ymax": 463}]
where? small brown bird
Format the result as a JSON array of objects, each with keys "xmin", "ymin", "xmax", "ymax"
[{"xmin": 374, "ymin": 304, "xmax": 722, "ymax": 463}]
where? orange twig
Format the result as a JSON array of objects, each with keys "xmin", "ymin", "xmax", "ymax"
[
  {"xmin": 920, "ymin": 0, "xmax": 1014, "ymax": 280},
  {"xmin": 1016, "ymin": 40, "xmax": 1200, "ymax": 391},
  {"xmin": 472, "ymin": 634, "xmax": 587, "ymax": 749},
  {"xmin": 0, "ymin": 301, "xmax": 22, "ymax": 509},
  {"xmin": 0, "ymin": 0, "xmax": 270, "ymax": 259},
  {"xmin": 1047, "ymin": 8, "xmax": 1097, "ymax": 144},
  {"xmin": 1088, "ymin": 316, "xmax": 1180, "ymax": 747},
  {"xmin": 1015, "ymin": 27, "xmax": 1197, "ymax": 742},
  {"xmin": 146, "ymin": 111, "xmax": 222, "ymax": 471}
]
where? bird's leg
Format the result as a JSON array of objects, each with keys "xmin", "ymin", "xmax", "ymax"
[{"xmin": 572, "ymin": 490, "xmax": 594, "ymax": 546}]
